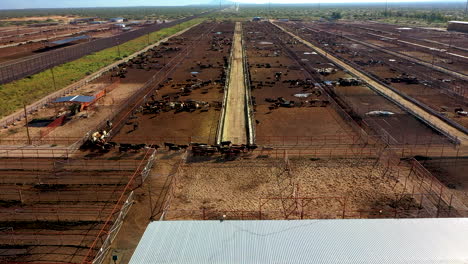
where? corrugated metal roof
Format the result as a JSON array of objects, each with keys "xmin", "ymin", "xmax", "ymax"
[
  {"xmin": 129, "ymin": 219, "xmax": 468, "ymax": 264},
  {"xmin": 448, "ymin": 21, "xmax": 468, "ymax": 25},
  {"xmin": 53, "ymin": 95, "xmax": 94, "ymax": 103},
  {"xmin": 51, "ymin": 35, "xmax": 89, "ymax": 45}
]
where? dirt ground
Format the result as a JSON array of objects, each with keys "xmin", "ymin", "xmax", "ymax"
[
  {"xmin": 278, "ymin": 21, "xmax": 467, "ymax": 145},
  {"xmin": 244, "ymin": 22, "xmax": 357, "ymax": 146},
  {"xmin": 420, "ymin": 157, "xmax": 468, "ymax": 207},
  {"xmin": 112, "ymin": 22, "xmax": 234, "ymax": 145},
  {"xmin": 0, "ymin": 23, "xmax": 122, "ymax": 63},
  {"xmin": 0, "ymin": 152, "xmax": 146, "ymax": 263},
  {"xmin": 0, "ymin": 23, "xmax": 208, "ymax": 146},
  {"xmin": 0, "ymin": 16, "xmax": 79, "ymax": 22},
  {"xmin": 103, "ymin": 151, "xmax": 185, "ymax": 264},
  {"xmin": 167, "ymin": 157, "xmax": 418, "ymax": 220},
  {"xmin": 291, "ymin": 21, "xmax": 468, "ymax": 133}
]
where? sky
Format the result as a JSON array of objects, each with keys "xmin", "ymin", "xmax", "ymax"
[{"xmin": 0, "ymin": 0, "xmax": 464, "ymax": 10}]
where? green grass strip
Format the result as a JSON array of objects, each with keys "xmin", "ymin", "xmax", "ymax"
[{"xmin": 0, "ymin": 18, "xmax": 205, "ymax": 119}]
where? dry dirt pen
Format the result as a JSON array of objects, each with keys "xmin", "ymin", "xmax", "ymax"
[
  {"xmin": 162, "ymin": 145, "xmax": 466, "ymax": 220},
  {"xmin": 243, "ymin": 21, "xmax": 359, "ymax": 147},
  {"xmin": 0, "ymin": 22, "xmax": 219, "ymax": 151},
  {"xmin": 0, "ymin": 23, "xmax": 121, "ymax": 63},
  {"xmin": 349, "ymin": 21, "xmax": 468, "ymax": 54},
  {"xmin": 111, "ymin": 21, "xmax": 235, "ymax": 146},
  {"xmin": 0, "ymin": 148, "xmax": 155, "ymax": 263},
  {"xmin": 416, "ymin": 153, "xmax": 468, "ymax": 208},
  {"xmin": 275, "ymin": 21, "xmax": 456, "ymax": 146},
  {"xmin": 323, "ymin": 22, "xmax": 468, "ymax": 74},
  {"xmin": 294, "ymin": 21, "xmax": 468, "ymax": 131}
]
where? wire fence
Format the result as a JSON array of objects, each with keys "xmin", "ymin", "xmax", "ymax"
[{"xmin": 82, "ymin": 148, "xmax": 156, "ymax": 264}]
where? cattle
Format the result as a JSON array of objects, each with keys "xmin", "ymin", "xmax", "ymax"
[
  {"xmin": 178, "ymin": 144, "xmax": 189, "ymax": 150},
  {"xmin": 119, "ymin": 146, "xmax": 130, "ymax": 152},
  {"xmin": 246, "ymin": 144, "xmax": 258, "ymax": 151},
  {"xmin": 164, "ymin": 142, "xmax": 175, "ymax": 149},
  {"xmin": 190, "ymin": 142, "xmax": 207, "ymax": 147},
  {"xmin": 147, "ymin": 144, "xmax": 160, "ymax": 149},
  {"xmin": 221, "ymin": 141, "xmax": 231, "ymax": 147},
  {"xmin": 231, "ymin": 144, "xmax": 246, "ymax": 152},
  {"xmin": 169, "ymin": 145, "xmax": 181, "ymax": 151},
  {"xmin": 130, "ymin": 144, "xmax": 146, "ymax": 151}
]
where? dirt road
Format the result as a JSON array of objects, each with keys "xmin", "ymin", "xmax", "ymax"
[
  {"xmin": 222, "ymin": 22, "xmax": 247, "ymax": 144},
  {"xmin": 273, "ymin": 21, "xmax": 468, "ymax": 146}
]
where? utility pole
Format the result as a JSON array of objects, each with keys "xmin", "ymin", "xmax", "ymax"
[
  {"xmin": 50, "ymin": 68, "xmax": 57, "ymax": 91},
  {"xmin": 385, "ymin": 0, "xmax": 389, "ymax": 16},
  {"xmin": 465, "ymin": 0, "xmax": 468, "ymax": 17},
  {"xmin": 269, "ymin": 0, "xmax": 271, "ymax": 20},
  {"xmin": 23, "ymin": 104, "xmax": 31, "ymax": 145},
  {"xmin": 116, "ymin": 37, "xmax": 121, "ymax": 58}
]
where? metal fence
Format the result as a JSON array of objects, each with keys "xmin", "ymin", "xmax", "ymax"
[{"xmin": 0, "ymin": 12, "xmax": 213, "ymax": 85}]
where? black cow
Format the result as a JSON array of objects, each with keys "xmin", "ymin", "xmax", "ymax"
[
  {"xmin": 169, "ymin": 145, "xmax": 181, "ymax": 151},
  {"xmin": 164, "ymin": 142, "xmax": 175, "ymax": 149},
  {"xmin": 221, "ymin": 141, "xmax": 231, "ymax": 147},
  {"xmin": 246, "ymin": 144, "xmax": 258, "ymax": 151}
]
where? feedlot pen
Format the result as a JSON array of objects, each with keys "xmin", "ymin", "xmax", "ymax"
[
  {"xmin": 273, "ymin": 21, "xmax": 454, "ymax": 146},
  {"xmin": 112, "ymin": 22, "xmax": 235, "ymax": 145},
  {"xmin": 244, "ymin": 22, "xmax": 358, "ymax": 146},
  {"xmin": 164, "ymin": 150, "xmax": 466, "ymax": 220},
  {"xmin": 0, "ymin": 149, "xmax": 154, "ymax": 263}
]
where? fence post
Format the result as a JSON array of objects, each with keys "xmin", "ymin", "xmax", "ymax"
[{"xmin": 342, "ymin": 197, "xmax": 347, "ymax": 219}]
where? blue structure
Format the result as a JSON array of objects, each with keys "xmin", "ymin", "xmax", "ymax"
[{"xmin": 54, "ymin": 95, "xmax": 95, "ymax": 103}]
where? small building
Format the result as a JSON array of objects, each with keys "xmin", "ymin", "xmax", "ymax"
[
  {"xmin": 110, "ymin": 17, "xmax": 125, "ymax": 23},
  {"xmin": 447, "ymin": 21, "xmax": 468, "ymax": 33},
  {"xmin": 129, "ymin": 219, "xmax": 468, "ymax": 264},
  {"xmin": 53, "ymin": 95, "xmax": 95, "ymax": 111},
  {"xmin": 252, "ymin": 17, "xmax": 262, "ymax": 22}
]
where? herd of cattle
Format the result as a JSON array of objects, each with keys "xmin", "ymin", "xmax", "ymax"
[
  {"xmin": 263, "ymin": 96, "xmax": 330, "ymax": 110},
  {"xmin": 137, "ymin": 99, "xmax": 218, "ymax": 115},
  {"xmin": 81, "ymin": 139, "xmax": 259, "ymax": 157}
]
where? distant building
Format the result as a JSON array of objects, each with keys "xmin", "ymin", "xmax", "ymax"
[
  {"xmin": 110, "ymin": 17, "xmax": 125, "ymax": 23},
  {"xmin": 113, "ymin": 23, "xmax": 126, "ymax": 28},
  {"xmin": 447, "ymin": 21, "xmax": 468, "ymax": 33},
  {"xmin": 70, "ymin": 17, "xmax": 97, "ymax": 24},
  {"xmin": 252, "ymin": 17, "xmax": 262, "ymax": 22}
]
